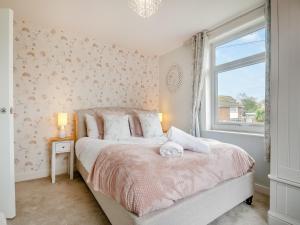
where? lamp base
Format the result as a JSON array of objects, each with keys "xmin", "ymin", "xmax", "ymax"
[{"xmin": 59, "ymin": 129, "xmax": 66, "ymax": 138}]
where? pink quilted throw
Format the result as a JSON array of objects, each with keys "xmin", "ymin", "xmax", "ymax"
[{"xmin": 87, "ymin": 142, "xmax": 254, "ymax": 216}]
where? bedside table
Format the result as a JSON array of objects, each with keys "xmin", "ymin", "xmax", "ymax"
[{"xmin": 50, "ymin": 137, "xmax": 74, "ymax": 184}]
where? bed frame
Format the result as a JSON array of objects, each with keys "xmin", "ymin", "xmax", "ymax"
[{"xmin": 74, "ymin": 107, "xmax": 254, "ymax": 225}]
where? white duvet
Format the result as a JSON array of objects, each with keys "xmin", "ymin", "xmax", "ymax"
[{"xmin": 75, "ymin": 136, "xmax": 168, "ymax": 173}]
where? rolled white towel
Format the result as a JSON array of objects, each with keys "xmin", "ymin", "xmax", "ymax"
[
  {"xmin": 167, "ymin": 126, "xmax": 211, "ymax": 154},
  {"xmin": 160, "ymin": 141, "xmax": 184, "ymax": 158},
  {"xmin": 0, "ymin": 212, "xmax": 6, "ymax": 225}
]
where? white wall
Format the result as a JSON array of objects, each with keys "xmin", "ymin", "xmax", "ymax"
[
  {"xmin": 159, "ymin": 42, "xmax": 270, "ymax": 188},
  {"xmin": 159, "ymin": 41, "xmax": 194, "ymax": 133}
]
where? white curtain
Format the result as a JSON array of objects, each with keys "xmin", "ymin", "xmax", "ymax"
[
  {"xmin": 191, "ymin": 31, "xmax": 210, "ymax": 137},
  {"xmin": 265, "ymin": 0, "xmax": 271, "ymax": 162}
]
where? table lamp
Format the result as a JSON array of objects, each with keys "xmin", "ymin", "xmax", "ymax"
[{"xmin": 57, "ymin": 112, "xmax": 68, "ymax": 138}]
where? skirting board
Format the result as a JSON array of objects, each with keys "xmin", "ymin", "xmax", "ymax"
[
  {"xmin": 254, "ymin": 183, "xmax": 270, "ymax": 196},
  {"xmin": 15, "ymin": 166, "xmax": 68, "ymax": 182},
  {"xmin": 269, "ymin": 211, "xmax": 299, "ymax": 225}
]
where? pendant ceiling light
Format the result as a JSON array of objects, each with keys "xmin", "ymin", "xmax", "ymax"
[{"xmin": 129, "ymin": 0, "xmax": 162, "ymax": 18}]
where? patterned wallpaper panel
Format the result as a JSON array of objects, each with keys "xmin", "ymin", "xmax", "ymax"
[{"xmin": 13, "ymin": 19, "xmax": 159, "ymax": 179}]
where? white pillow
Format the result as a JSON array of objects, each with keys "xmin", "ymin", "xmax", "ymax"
[
  {"xmin": 103, "ymin": 114, "xmax": 131, "ymax": 140},
  {"xmin": 85, "ymin": 114, "xmax": 100, "ymax": 139},
  {"xmin": 138, "ymin": 112, "xmax": 163, "ymax": 138}
]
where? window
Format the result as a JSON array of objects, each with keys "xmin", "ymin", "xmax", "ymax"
[{"xmin": 211, "ymin": 25, "xmax": 266, "ymax": 133}]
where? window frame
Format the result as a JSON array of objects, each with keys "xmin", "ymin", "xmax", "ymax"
[{"xmin": 210, "ymin": 22, "xmax": 266, "ymax": 134}]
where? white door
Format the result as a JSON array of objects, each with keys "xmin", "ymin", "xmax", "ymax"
[{"xmin": 0, "ymin": 8, "xmax": 16, "ymax": 218}]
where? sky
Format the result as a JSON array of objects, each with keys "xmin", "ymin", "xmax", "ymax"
[{"xmin": 216, "ymin": 28, "xmax": 266, "ymax": 101}]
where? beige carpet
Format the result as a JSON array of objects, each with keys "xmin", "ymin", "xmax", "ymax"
[{"xmin": 8, "ymin": 174, "xmax": 269, "ymax": 225}]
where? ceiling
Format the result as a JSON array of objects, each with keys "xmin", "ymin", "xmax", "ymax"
[{"xmin": 0, "ymin": 0, "xmax": 264, "ymax": 55}]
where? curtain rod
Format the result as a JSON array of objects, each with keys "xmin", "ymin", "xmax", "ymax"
[{"xmin": 207, "ymin": 3, "xmax": 265, "ymax": 35}]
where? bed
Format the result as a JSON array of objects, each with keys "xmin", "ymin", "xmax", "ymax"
[{"xmin": 74, "ymin": 107, "xmax": 254, "ymax": 225}]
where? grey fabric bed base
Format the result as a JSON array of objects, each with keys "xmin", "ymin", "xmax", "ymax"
[{"xmin": 76, "ymin": 160, "xmax": 254, "ymax": 225}]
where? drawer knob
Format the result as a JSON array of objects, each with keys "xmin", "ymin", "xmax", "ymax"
[{"xmin": 0, "ymin": 107, "xmax": 7, "ymax": 114}]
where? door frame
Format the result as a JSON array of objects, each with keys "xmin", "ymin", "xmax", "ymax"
[{"xmin": 0, "ymin": 8, "xmax": 16, "ymax": 218}]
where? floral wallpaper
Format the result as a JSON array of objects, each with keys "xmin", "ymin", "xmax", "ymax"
[{"xmin": 13, "ymin": 19, "xmax": 159, "ymax": 180}]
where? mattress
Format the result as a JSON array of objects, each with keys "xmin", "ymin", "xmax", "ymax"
[{"xmin": 75, "ymin": 136, "xmax": 168, "ymax": 173}]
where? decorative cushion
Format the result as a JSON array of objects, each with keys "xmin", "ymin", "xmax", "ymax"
[
  {"xmin": 128, "ymin": 113, "xmax": 143, "ymax": 137},
  {"xmin": 138, "ymin": 112, "xmax": 163, "ymax": 138},
  {"xmin": 103, "ymin": 114, "xmax": 131, "ymax": 140},
  {"xmin": 85, "ymin": 114, "xmax": 100, "ymax": 139},
  {"xmin": 96, "ymin": 109, "xmax": 127, "ymax": 138},
  {"xmin": 76, "ymin": 107, "xmax": 157, "ymax": 139}
]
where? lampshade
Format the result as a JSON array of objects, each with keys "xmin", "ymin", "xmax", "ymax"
[
  {"xmin": 158, "ymin": 113, "xmax": 163, "ymax": 122},
  {"xmin": 57, "ymin": 113, "xmax": 68, "ymax": 127}
]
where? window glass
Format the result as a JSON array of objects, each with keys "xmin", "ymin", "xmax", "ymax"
[
  {"xmin": 217, "ymin": 62, "xmax": 266, "ymax": 125},
  {"xmin": 216, "ymin": 28, "xmax": 266, "ymax": 65}
]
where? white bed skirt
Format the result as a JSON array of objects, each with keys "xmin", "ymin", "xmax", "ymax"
[{"xmin": 76, "ymin": 160, "xmax": 254, "ymax": 225}]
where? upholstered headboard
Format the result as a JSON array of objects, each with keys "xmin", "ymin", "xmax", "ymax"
[{"xmin": 74, "ymin": 107, "xmax": 150, "ymax": 141}]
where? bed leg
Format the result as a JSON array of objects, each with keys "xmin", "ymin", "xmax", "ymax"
[{"xmin": 245, "ymin": 196, "xmax": 253, "ymax": 205}]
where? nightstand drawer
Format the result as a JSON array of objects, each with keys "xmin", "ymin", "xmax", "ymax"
[{"xmin": 55, "ymin": 142, "xmax": 71, "ymax": 153}]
